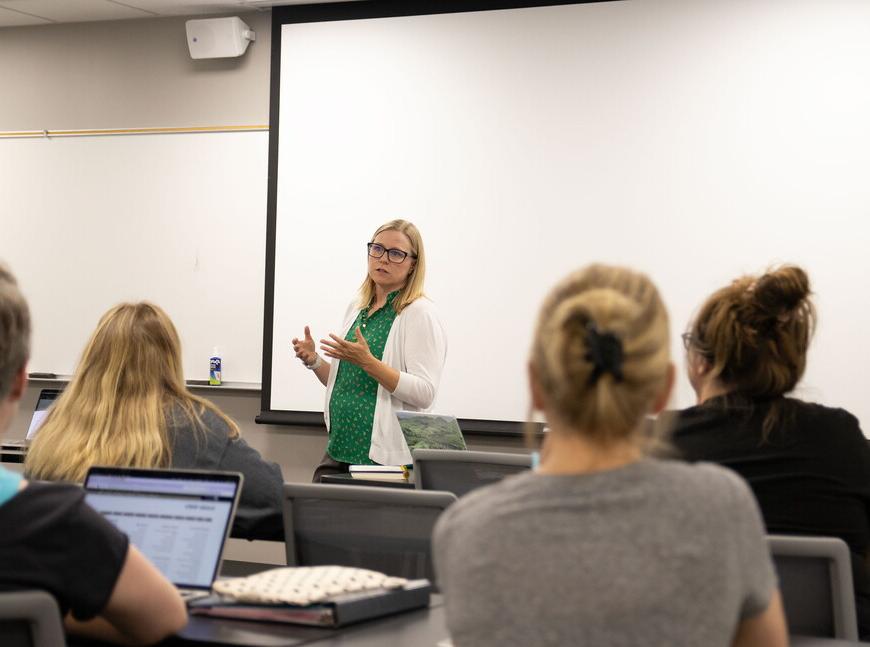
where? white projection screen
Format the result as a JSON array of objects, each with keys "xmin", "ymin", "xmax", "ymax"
[{"xmin": 261, "ymin": 0, "xmax": 870, "ymax": 435}]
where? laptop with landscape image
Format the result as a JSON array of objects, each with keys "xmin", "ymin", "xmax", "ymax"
[
  {"xmin": 84, "ymin": 466, "xmax": 243, "ymax": 600},
  {"xmin": 396, "ymin": 411, "xmax": 467, "ymax": 453}
]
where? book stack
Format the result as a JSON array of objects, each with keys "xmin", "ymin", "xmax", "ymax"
[{"xmin": 349, "ymin": 464, "xmax": 410, "ymax": 481}]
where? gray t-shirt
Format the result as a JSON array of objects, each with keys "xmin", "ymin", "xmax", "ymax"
[{"xmin": 433, "ymin": 459, "xmax": 775, "ymax": 647}]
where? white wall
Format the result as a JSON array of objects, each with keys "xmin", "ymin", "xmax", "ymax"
[{"xmin": 0, "ymin": 12, "xmax": 272, "ymax": 130}]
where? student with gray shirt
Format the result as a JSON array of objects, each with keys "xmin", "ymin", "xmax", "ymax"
[{"xmin": 433, "ymin": 264, "xmax": 787, "ymax": 647}]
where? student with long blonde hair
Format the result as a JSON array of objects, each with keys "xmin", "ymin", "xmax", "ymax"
[
  {"xmin": 433, "ymin": 264, "xmax": 787, "ymax": 647},
  {"xmin": 0, "ymin": 264, "xmax": 186, "ymax": 645},
  {"xmin": 291, "ymin": 219, "xmax": 447, "ymax": 480},
  {"xmin": 26, "ymin": 302, "xmax": 283, "ymax": 536}
]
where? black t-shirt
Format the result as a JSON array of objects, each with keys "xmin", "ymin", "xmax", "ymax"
[
  {"xmin": 667, "ymin": 396, "xmax": 870, "ymax": 636},
  {"xmin": 0, "ymin": 481, "xmax": 128, "ymax": 620}
]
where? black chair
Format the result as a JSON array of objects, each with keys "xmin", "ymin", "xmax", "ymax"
[
  {"xmin": 412, "ymin": 449, "xmax": 532, "ymax": 497},
  {"xmin": 768, "ymin": 535, "xmax": 859, "ymax": 640},
  {"xmin": 282, "ymin": 483, "xmax": 456, "ymax": 584},
  {"xmin": 0, "ymin": 590, "xmax": 66, "ymax": 647}
]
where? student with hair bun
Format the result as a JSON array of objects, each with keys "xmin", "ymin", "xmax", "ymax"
[
  {"xmin": 670, "ymin": 265, "xmax": 870, "ymax": 638},
  {"xmin": 433, "ymin": 264, "xmax": 787, "ymax": 647}
]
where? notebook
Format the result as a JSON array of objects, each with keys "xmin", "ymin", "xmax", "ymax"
[
  {"xmin": 396, "ymin": 411, "xmax": 467, "ymax": 453},
  {"xmin": 84, "ymin": 466, "xmax": 243, "ymax": 600}
]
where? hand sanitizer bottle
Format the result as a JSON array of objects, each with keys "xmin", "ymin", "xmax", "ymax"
[{"xmin": 209, "ymin": 347, "xmax": 222, "ymax": 386}]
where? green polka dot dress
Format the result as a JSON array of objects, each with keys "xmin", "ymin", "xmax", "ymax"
[{"xmin": 327, "ymin": 291, "xmax": 399, "ymax": 465}]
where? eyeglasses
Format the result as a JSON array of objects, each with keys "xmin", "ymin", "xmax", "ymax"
[
  {"xmin": 681, "ymin": 332, "xmax": 694, "ymax": 351},
  {"xmin": 367, "ymin": 242, "xmax": 416, "ymax": 264}
]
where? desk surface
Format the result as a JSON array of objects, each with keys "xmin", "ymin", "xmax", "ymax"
[{"xmin": 174, "ymin": 608, "xmax": 868, "ymax": 647}]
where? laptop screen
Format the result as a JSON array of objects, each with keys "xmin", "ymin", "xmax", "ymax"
[
  {"xmin": 26, "ymin": 388, "xmax": 61, "ymax": 441},
  {"xmin": 396, "ymin": 411, "xmax": 467, "ymax": 453},
  {"xmin": 84, "ymin": 467, "xmax": 242, "ymax": 590}
]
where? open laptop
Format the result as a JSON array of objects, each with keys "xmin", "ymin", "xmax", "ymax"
[
  {"xmin": 26, "ymin": 388, "xmax": 61, "ymax": 441},
  {"xmin": 84, "ymin": 466, "xmax": 243, "ymax": 601},
  {"xmin": 0, "ymin": 388, "xmax": 61, "ymax": 451},
  {"xmin": 396, "ymin": 411, "xmax": 467, "ymax": 453}
]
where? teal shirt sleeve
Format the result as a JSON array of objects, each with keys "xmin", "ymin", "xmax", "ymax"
[{"xmin": 0, "ymin": 466, "xmax": 23, "ymax": 507}]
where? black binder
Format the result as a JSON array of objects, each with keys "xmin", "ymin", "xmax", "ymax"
[{"xmin": 189, "ymin": 579, "xmax": 431, "ymax": 627}]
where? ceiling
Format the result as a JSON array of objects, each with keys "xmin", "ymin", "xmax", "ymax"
[{"xmin": 0, "ymin": 0, "xmax": 345, "ymax": 27}]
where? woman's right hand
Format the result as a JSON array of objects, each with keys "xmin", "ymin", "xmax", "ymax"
[{"xmin": 292, "ymin": 326, "xmax": 317, "ymax": 366}]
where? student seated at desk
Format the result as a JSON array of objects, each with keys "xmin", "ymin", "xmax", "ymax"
[
  {"xmin": 24, "ymin": 301, "xmax": 284, "ymax": 538},
  {"xmin": 0, "ymin": 264, "xmax": 186, "ymax": 644},
  {"xmin": 666, "ymin": 265, "xmax": 870, "ymax": 639},
  {"xmin": 433, "ymin": 264, "xmax": 787, "ymax": 647}
]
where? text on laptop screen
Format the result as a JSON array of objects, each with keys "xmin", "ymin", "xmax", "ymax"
[{"xmin": 84, "ymin": 472, "xmax": 238, "ymax": 589}]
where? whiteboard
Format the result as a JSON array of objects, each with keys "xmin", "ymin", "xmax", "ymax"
[
  {"xmin": 266, "ymin": 0, "xmax": 870, "ymax": 433},
  {"xmin": 1, "ymin": 131, "xmax": 268, "ymax": 383}
]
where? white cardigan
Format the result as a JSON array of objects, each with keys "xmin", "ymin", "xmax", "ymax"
[{"xmin": 323, "ymin": 296, "xmax": 448, "ymax": 466}]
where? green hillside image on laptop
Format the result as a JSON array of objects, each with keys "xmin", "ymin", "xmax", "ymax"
[{"xmin": 396, "ymin": 411, "xmax": 467, "ymax": 451}]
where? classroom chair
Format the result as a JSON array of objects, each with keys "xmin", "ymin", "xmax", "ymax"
[
  {"xmin": 0, "ymin": 590, "xmax": 66, "ymax": 647},
  {"xmin": 282, "ymin": 483, "xmax": 456, "ymax": 584},
  {"xmin": 412, "ymin": 449, "xmax": 532, "ymax": 497},
  {"xmin": 768, "ymin": 534, "xmax": 859, "ymax": 640}
]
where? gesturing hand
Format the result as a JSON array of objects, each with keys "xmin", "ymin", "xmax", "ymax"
[
  {"xmin": 320, "ymin": 327, "xmax": 374, "ymax": 369},
  {"xmin": 291, "ymin": 326, "xmax": 317, "ymax": 366}
]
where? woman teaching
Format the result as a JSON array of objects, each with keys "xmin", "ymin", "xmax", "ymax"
[{"xmin": 292, "ymin": 220, "xmax": 447, "ymax": 480}]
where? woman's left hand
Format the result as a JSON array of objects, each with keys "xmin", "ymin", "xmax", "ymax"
[{"xmin": 320, "ymin": 327, "xmax": 374, "ymax": 369}]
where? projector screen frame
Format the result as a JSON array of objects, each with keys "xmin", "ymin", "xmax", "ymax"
[{"xmin": 257, "ymin": 0, "xmax": 614, "ymax": 434}]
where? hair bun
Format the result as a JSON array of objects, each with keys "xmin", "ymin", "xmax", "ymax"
[{"xmin": 751, "ymin": 265, "xmax": 811, "ymax": 318}]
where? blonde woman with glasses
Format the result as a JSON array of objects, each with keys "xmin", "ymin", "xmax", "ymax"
[
  {"xmin": 433, "ymin": 264, "xmax": 787, "ymax": 647},
  {"xmin": 291, "ymin": 220, "xmax": 447, "ymax": 481},
  {"xmin": 25, "ymin": 302, "xmax": 284, "ymax": 537}
]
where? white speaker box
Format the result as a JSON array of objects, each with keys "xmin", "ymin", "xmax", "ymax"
[{"xmin": 186, "ymin": 17, "xmax": 256, "ymax": 60}]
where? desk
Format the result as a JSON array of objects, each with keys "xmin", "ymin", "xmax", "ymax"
[
  {"xmin": 0, "ymin": 444, "xmax": 26, "ymax": 464},
  {"xmin": 320, "ymin": 473, "xmax": 415, "ymax": 490}
]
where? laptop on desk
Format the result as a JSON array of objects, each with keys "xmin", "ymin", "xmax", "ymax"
[
  {"xmin": 84, "ymin": 466, "xmax": 243, "ymax": 602},
  {"xmin": 1, "ymin": 388, "xmax": 61, "ymax": 451}
]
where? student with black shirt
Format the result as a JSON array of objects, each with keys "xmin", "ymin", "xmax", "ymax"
[
  {"xmin": 0, "ymin": 263, "xmax": 187, "ymax": 645},
  {"xmin": 667, "ymin": 265, "xmax": 870, "ymax": 639}
]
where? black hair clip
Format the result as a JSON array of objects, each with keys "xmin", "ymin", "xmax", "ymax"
[{"xmin": 585, "ymin": 322, "xmax": 625, "ymax": 385}]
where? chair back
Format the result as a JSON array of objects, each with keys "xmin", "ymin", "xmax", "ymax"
[
  {"xmin": 282, "ymin": 483, "xmax": 457, "ymax": 583},
  {"xmin": 0, "ymin": 590, "xmax": 66, "ymax": 647},
  {"xmin": 413, "ymin": 449, "xmax": 532, "ymax": 497},
  {"xmin": 768, "ymin": 534, "xmax": 858, "ymax": 640}
]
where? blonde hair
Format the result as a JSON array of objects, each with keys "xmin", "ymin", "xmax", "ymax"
[
  {"xmin": 530, "ymin": 264, "xmax": 671, "ymax": 444},
  {"xmin": 689, "ymin": 264, "xmax": 815, "ymax": 438},
  {"xmin": 0, "ymin": 263, "xmax": 31, "ymax": 401},
  {"xmin": 25, "ymin": 302, "xmax": 239, "ymax": 482},
  {"xmin": 358, "ymin": 219, "xmax": 426, "ymax": 314}
]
